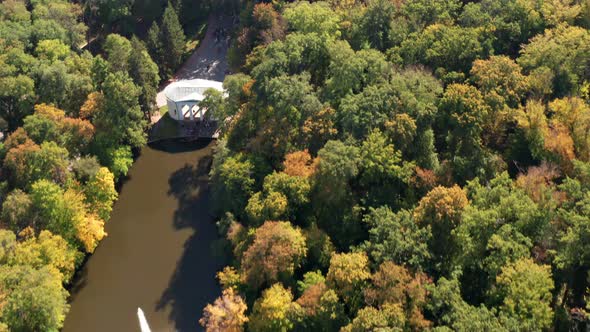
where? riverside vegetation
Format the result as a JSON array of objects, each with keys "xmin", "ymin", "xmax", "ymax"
[{"xmin": 0, "ymin": 0, "xmax": 218, "ymax": 330}]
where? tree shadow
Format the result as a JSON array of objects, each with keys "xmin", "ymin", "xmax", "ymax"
[
  {"xmin": 66, "ymin": 257, "xmax": 89, "ymax": 300},
  {"xmin": 149, "ymin": 138, "xmax": 213, "ymax": 153},
  {"xmin": 156, "ymin": 153, "xmax": 227, "ymax": 331}
]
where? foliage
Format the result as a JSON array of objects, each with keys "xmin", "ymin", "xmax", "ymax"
[
  {"xmin": 1, "ymin": 189, "xmax": 32, "ymax": 232},
  {"xmin": 326, "ymin": 252, "xmax": 370, "ymax": 311},
  {"xmin": 248, "ymin": 283, "xmax": 298, "ymax": 332},
  {"xmin": 294, "ymin": 282, "xmax": 348, "ymax": 331},
  {"xmin": 240, "ymin": 221, "xmax": 307, "ymax": 290},
  {"xmin": 0, "ymin": 0, "xmax": 161, "ymax": 327},
  {"xmin": 0, "ymin": 265, "xmax": 69, "ymax": 331},
  {"xmin": 159, "ymin": 3, "xmax": 186, "ymax": 77},
  {"xmin": 84, "ymin": 167, "xmax": 118, "ymax": 221},
  {"xmin": 359, "ymin": 207, "xmax": 431, "ymax": 269},
  {"xmin": 283, "ymin": 1, "xmax": 340, "ymax": 38},
  {"xmin": 199, "ymin": 288, "xmax": 248, "ymax": 332},
  {"xmin": 518, "ymin": 24, "xmax": 590, "ymax": 96},
  {"xmin": 491, "ymin": 258, "xmax": 554, "ymax": 330},
  {"xmin": 203, "ymin": 0, "xmax": 590, "ymax": 329},
  {"xmin": 1, "ymin": 229, "xmax": 78, "ymax": 284},
  {"xmin": 364, "ymin": 261, "xmax": 431, "ymax": 329}
]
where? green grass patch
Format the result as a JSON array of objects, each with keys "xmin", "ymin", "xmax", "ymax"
[{"xmin": 185, "ymin": 22, "xmax": 208, "ymax": 55}]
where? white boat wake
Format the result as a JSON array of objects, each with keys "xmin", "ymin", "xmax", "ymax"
[{"xmin": 137, "ymin": 307, "xmax": 152, "ymax": 332}]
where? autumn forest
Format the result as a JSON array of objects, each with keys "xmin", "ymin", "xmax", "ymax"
[{"xmin": 1, "ymin": 0, "xmax": 590, "ymax": 331}]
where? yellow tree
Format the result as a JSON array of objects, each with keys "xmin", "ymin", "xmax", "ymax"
[
  {"xmin": 549, "ymin": 97, "xmax": 590, "ymax": 161},
  {"xmin": 248, "ymin": 284, "xmax": 298, "ymax": 332},
  {"xmin": 326, "ymin": 252, "xmax": 371, "ymax": 311},
  {"xmin": 84, "ymin": 167, "xmax": 118, "ymax": 221},
  {"xmin": 9, "ymin": 230, "xmax": 78, "ymax": 283},
  {"xmin": 200, "ymin": 288, "xmax": 248, "ymax": 332},
  {"xmin": 64, "ymin": 188, "xmax": 107, "ymax": 253}
]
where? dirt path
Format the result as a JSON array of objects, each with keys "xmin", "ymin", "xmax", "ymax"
[{"xmin": 156, "ymin": 16, "xmax": 232, "ymax": 108}]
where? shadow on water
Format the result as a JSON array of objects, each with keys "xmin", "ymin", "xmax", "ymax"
[
  {"xmin": 156, "ymin": 148, "xmax": 227, "ymax": 332},
  {"xmin": 149, "ymin": 138, "xmax": 214, "ymax": 153},
  {"xmin": 63, "ymin": 139, "xmax": 226, "ymax": 332}
]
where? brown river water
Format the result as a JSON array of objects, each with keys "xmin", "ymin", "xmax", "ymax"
[{"xmin": 62, "ymin": 140, "xmax": 225, "ymax": 332}]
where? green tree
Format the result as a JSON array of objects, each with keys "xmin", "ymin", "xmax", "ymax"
[
  {"xmin": 29, "ymin": 180, "xmax": 76, "ymax": 241},
  {"xmin": 245, "ymin": 191, "xmax": 288, "ymax": 226},
  {"xmin": 518, "ymin": 24, "xmax": 590, "ymax": 96},
  {"xmin": 211, "ymin": 153, "xmax": 255, "ymax": 216},
  {"xmin": 93, "ymin": 72, "xmax": 146, "ymax": 153},
  {"xmin": 1, "ymin": 190, "xmax": 32, "ymax": 232},
  {"xmin": 398, "ymin": 24, "xmax": 492, "ymax": 77},
  {"xmin": 359, "ymin": 207, "xmax": 431, "ymax": 269},
  {"xmin": 428, "ymin": 277, "xmax": 509, "ymax": 331},
  {"xmin": 35, "ymin": 39, "xmax": 69, "ymax": 62},
  {"xmin": 283, "ymin": 1, "xmax": 340, "ymax": 38},
  {"xmin": 359, "ymin": 129, "xmax": 414, "ymax": 206},
  {"xmin": 86, "ymin": 0, "xmax": 134, "ymax": 28},
  {"xmin": 146, "ymin": 22, "xmax": 163, "ymax": 70},
  {"xmin": 0, "ymin": 74, "xmax": 35, "ymax": 129},
  {"xmin": 438, "ymin": 83, "xmax": 498, "ymax": 183},
  {"xmin": 314, "ymin": 140, "xmax": 359, "ymax": 205},
  {"xmin": 103, "ymin": 34, "xmax": 132, "ymax": 73},
  {"xmin": 0, "ymin": 265, "xmax": 69, "ymax": 332},
  {"xmin": 261, "ymin": 171, "xmax": 310, "ymax": 218},
  {"xmin": 312, "ymin": 140, "xmax": 362, "ymax": 246},
  {"xmin": 491, "ymin": 258, "xmax": 554, "ymax": 331},
  {"xmin": 483, "ymin": 225, "xmax": 532, "ymax": 280},
  {"xmin": 460, "ymin": 0, "xmax": 544, "ymax": 55},
  {"xmin": 71, "ymin": 155, "xmax": 101, "ymax": 182},
  {"xmin": 22, "ymin": 109, "xmax": 61, "ymax": 145},
  {"xmin": 402, "ymin": 0, "xmax": 461, "ymax": 30},
  {"xmin": 104, "ymin": 145, "xmax": 134, "ymax": 180},
  {"xmin": 129, "ymin": 36, "xmax": 160, "ymax": 118},
  {"xmin": 354, "ymin": 0, "xmax": 399, "ymax": 51},
  {"xmin": 160, "ymin": 3, "xmax": 186, "ymax": 76}
]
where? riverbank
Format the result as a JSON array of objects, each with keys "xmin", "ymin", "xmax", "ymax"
[{"xmin": 63, "ymin": 140, "xmax": 226, "ymax": 332}]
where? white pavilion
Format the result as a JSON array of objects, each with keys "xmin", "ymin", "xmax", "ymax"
[{"xmin": 163, "ymin": 79, "xmax": 224, "ymax": 121}]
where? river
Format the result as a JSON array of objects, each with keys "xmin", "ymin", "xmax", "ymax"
[{"xmin": 63, "ymin": 140, "xmax": 225, "ymax": 332}]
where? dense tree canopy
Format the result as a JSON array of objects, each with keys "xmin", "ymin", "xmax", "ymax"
[
  {"xmin": 205, "ymin": 0, "xmax": 590, "ymax": 331},
  {"xmin": 3, "ymin": 0, "xmax": 590, "ymax": 330}
]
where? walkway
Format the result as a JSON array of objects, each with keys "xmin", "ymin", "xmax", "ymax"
[{"xmin": 156, "ymin": 16, "xmax": 232, "ymax": 108}]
